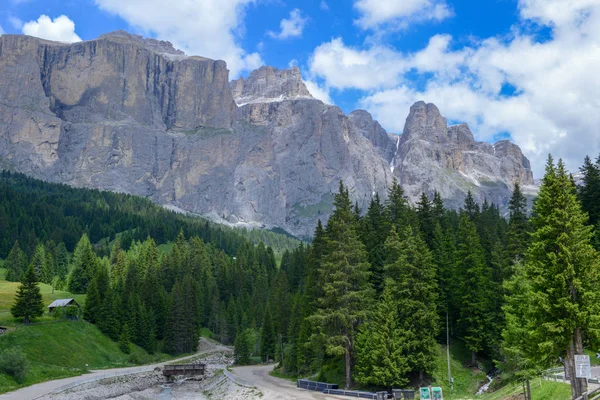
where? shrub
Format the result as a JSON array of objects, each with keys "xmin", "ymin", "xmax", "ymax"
[
  {"xmin": 0, "ymin": 347, "xmax": 29, "ymax": 383},
  {"xmin": 119, "ymin": 330, "xmax": 131, "ymax": 354}
]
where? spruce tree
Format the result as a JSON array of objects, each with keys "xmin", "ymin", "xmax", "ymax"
[
  {"xmin": 507, "ymin": 156, "xmax": 600, "ymax": 399},
  {"xmin": 416, "ymin": 192, "xmax": 435, "ymax": 247},
  {"xmin": 260, "ymin": 306, "xmax": 276, "ymax": 362},
  {"xmin": 385, "ymin": 179, "xmax": 417, "ymax": 229},
  {"xmin": 235, "ymin": 329, "xmax": 251, "ymax": 365},
  {"xmin": 354, "ymin": 281, "xmax": 410, "ymax": 388},
  {"xmin": 455, "ymin": 212, "xmax": 492, "ymax": 365},
  {"xmin": 501, "ymin": 260, "xmax": 537, "ymax": 379},
  {"xmin": 98, "ymin": 286, "xmax": 121, "ymax": 341},
  {"xmin": 83, "ymin": 263, "xmax": 109, "ymax": 323},
  {"xmin": 5, "ymin": 241, "xmax": 25, "ymax": 282},
  {"xmin": 30, "ymin": 244, "xmax": 49, "ymax": 284},
  {"xmin": 360, "ymin": 193, "xmax": 389, "ymax": 292},
  {"xmin": 578, "ymin": 155, "xmax": 600, "ymax": 226},
  {"xmin": 119, "ymin": 324, "xmax": 131, "ymax": 354},
  {"xmin": 432, "ymin": 222, "xmax": 456, "ymax": 324},
  {"xmin": 310, "ymin": 181, "xmax": 374, "ymax": 388},
  {"xmin": 506, "ymin": 183, "xmax": 529, "ymax": 263},
  {"xmin": 11, "ymin": 265, "xmax": 45, "ymax": 324},
  {"xmin": 68, "ymin": 234, "xmax": 98, "ymax": 294},
  {"xmin": 462, "ymin": 191, "xmax": 480, "ymax": 222},
  {"xmin": 385, "ymin": 226, "xmax": 439, "ymax": 381}
]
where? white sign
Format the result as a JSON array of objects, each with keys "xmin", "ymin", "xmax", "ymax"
[{"xmin": 575, "ymin": 355, "xmax": 591, "ymax": 379}]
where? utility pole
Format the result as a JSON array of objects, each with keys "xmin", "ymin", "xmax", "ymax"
[
  {"xmin": 279, "ymin": 333, "xmax": 284, "ymax": 365},
  {"xmin": 447, "ymin": 310, "xmax": 452, "ymax": 390}
]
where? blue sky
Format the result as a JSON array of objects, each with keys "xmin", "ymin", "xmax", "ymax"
[{"xmin": 1, "ymin": 0, "xmax": 599, "ymax": 177}]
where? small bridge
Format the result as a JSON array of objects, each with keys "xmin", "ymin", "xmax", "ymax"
[{"xmin": 163, "ymin": 364, "xmax": 206, "ymax": 378}]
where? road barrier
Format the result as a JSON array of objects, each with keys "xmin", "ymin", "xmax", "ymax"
[
  {"xmin": 322, "ymin": 388, "xmax": 380, "ymax": 399},
  {"xmin": 297, "ymin": 379, "xmax": 338, "ymax": 391}
]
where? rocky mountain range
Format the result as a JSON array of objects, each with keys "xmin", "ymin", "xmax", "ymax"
[{"xmin": 0, "ymin": 31, "xmax": 535, "ymax": 238}]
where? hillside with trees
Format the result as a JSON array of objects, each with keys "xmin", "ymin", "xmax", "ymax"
[{"xmin": 1, "ymin": 155, "xmax": 599, "ymax": 397}]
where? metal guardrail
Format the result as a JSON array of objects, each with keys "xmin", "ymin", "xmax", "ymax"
[
  {"xmin": 575, "ymin": 386, "xmax": 600, "ymax": 400},
  {"xmin": 297, "ymin": 379, "xmax": 338, "ymax": 391},
  {"xmin": 322, "ymin": 388, "xmax": 379, "ymax": 399}
]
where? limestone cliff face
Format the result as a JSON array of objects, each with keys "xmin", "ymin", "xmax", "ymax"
[
  {"xmin": 393, "ymin": 102, "xmax": 535, "ymax": 208},
  {"xmin": 0, "ymin": 32, "xmax": 535, "ymax": 238},
  {"xmin": 348, "ymin": 110, "xmax": 397, "ymax": 163},
  {"xmin": 230, "ymin": 66, "xmax": 312, "ymax": 105}
]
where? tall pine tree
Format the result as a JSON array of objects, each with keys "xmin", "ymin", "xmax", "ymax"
[
  {"xmin": 385, "ymin": 226, "xmax": 439, "ymax": 382},
  {"xmin": 455, "ymin": 212, "xmax": 492, "ymax": 365},
  {"xmin": 507, "ymin": 156, "xmax": 600, "ymax": 399},
  {"xmin": 5, "ymin": 241, "xmax": 25, "ymax": 282},
  {"xmin": 354, "ymin": 281, "xmax": 410, "ymax": 388},
  {"xmin": 310, "ymin": 181, "xmax": 374, "ymax": 388},
  {"xmin": 11, "ymin": 264, "xmax": 45, "ymax": 324}
]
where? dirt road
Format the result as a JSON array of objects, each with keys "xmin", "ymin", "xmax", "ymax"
[
  {"xmin": 0, "ymin": 338, "xmax": 227, "ymax": 400},
  {"xmin": 231, "ymin": 364, "xmax": 348, "ymax": 400}
]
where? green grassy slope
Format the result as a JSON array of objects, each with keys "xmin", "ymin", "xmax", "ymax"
[
  {"xmin": 0, "ymin": 267, "xmax": 172, "ymax": 394},
  {"xmin": 0, "ymin": 321, "xmax": 171, "ymax": 394},
  {"xmin": 483, "ymin": 378, "xmax": 571, "ymax": 400},
  {"xmin": 0, "ymin": 268, "xmax": 85, "ymax": 327},
  {"xmin": 431, "ymin": 340, "xmax": 489, "ymax": 399}
]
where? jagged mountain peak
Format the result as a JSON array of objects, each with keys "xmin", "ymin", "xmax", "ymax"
[
  {"xmin": 230, "ymin": 65, "xmax": 313, "ymax": 106},
  {"xmin": 97, "ymin": 30, "xmax": 203, "ymax": 61},
  {"xmin": 0, "ymin": 31, "xmax": 536, "ymax": 238},
  {"xmin": 402, "ymin": 101, "xmax": 449, "ymax": 143}
]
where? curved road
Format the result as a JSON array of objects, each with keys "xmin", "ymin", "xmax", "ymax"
[
  {"xmin": 231, "ymin": 364, "xmax": 348, "ymax": 400},
  {"xmin": 0, "ymin": 338, "xmax": 227, "ymax": 400}
]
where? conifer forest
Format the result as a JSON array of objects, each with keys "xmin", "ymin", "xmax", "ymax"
[{"xmin": 2, "ymin": 153, "xmax": 600, "ymax": 397}]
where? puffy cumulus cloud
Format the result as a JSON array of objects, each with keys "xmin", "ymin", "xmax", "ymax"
[
  {"xmin": 308, "ymin": 34, "xmax": 470, "ymax": 91},
  {"xmin": 354, "ymin": 0, "xmax": 452, "ymax": 31},
  {"xmin": 22, "ymin": 15, "xmax": 81, "ymax": 43},
  {"xmin": 94, "ymin": 0, "xmax": 262, "ymax": 77},
  {"xmin": 304, "ymin": 80, "xmax": 332, "ymax": 105},
  {"xmin": 312, "ymin": 0, "xmax": 600, "ymax": 177},
  {"xmin": 309, "ymin": 38, "xmax": 409, "ymax": 90},
  {"xmin": 268, "ymin": 9, "xmax": 308, "ymax": 40}
]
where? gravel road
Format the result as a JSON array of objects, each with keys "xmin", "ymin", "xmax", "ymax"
[
  {"xmin": 231, "ymin": 364, "xmax": 348, "ymax": 400},
  {"xmin": 0, "ymin": 338, "xmax": 227, "ymax": 400}
]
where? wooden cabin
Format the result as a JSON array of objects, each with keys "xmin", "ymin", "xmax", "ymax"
[{"xmin": 48, "ymin": 298, "xmax": 81, "ymax": 313}]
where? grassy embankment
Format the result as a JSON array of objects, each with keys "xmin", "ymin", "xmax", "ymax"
[
  {"xmin": 0, "ymin": 266, "xmax": 173, "ymax": 394},
  {"xmin": 483, "ymin": 378, "xmax": 572, "ymax": 400}
]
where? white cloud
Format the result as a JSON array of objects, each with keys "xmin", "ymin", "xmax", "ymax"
[
  {"xmin": 309, "ymin": 37, "xmax": 409, "ymax": 90},
  {"xmin": 311, "ymin": 0, "xmax": 600, "ymax": 177},
  {"xmin": 0, "ymin": 25, "xmax": 4, "ymax": 35},
  {"xmin": 268, "ymin": 9, "xmax": 308, "ymax": 40},
  {"xmin": 304, "ymin": 80, "xmax": 332, "ymax": 105},
  {"xmin": 94, "ymin": 0, "xmax": 262, "ymax": 77},
  {"xmin": 354, "ymin": 0, "xmax": 452, "ymax": 31},
  {"xmin": 320, "ymin": 1, "xmax": 329, "ymax": 11},
  {"xmin": 22, "ymin": 15, "xmax": 81, "ymax": 43}
]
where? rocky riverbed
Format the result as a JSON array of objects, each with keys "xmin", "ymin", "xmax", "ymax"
[{"xmin": 38, "ymin": 345, "xmax": 264, "ymax": 400}]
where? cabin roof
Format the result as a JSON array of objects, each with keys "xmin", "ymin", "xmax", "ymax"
[{"xmin": 47, "ymin": 298, "xmax": 78, "ymax": 308}]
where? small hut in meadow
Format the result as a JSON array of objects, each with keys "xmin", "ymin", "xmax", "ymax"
[{"xmin": 48, "ymin": 298, "xmax": 80, "ymax": 313}]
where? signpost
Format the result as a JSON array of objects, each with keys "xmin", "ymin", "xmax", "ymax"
[
  {"xmin": 432, "ymin": 387, "xmax": 443, "ymax": 400},
  {"xmin": 575, "ymin": 355, "xmax": 591, "ymax": 379},
  {"xmin": 420, "ymin": 387, "xmax": 431, "ymax": 399}
]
